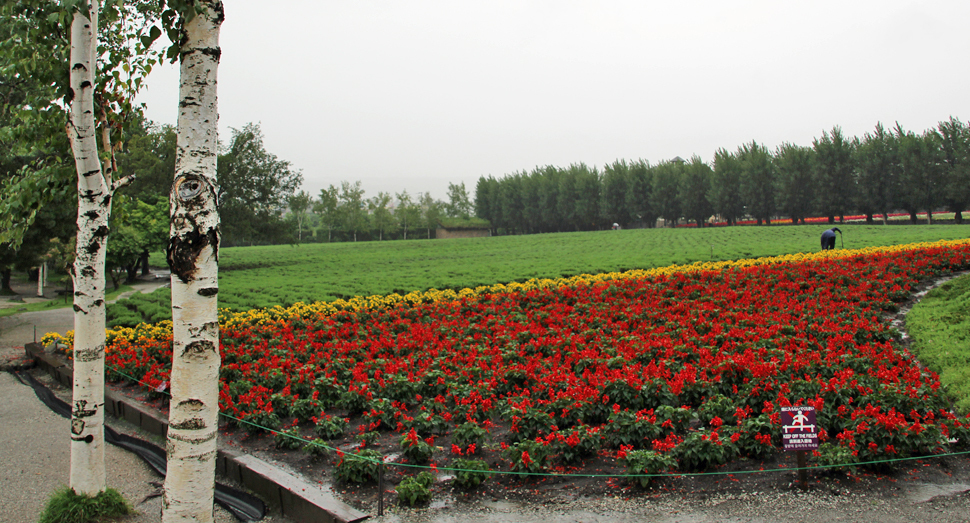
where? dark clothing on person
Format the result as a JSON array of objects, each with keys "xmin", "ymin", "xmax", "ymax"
[{"xmin": 821, "ymin": 228, "xmax": 841, "ymax": 250}]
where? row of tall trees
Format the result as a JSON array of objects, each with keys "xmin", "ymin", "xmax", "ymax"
[
  {"xmin": 308, "ymin": 181, "xmax": 473, "ymax": 242},
  {"xmin": 475, "ymin": 119, "xmax": 970, "ymax": 232}
]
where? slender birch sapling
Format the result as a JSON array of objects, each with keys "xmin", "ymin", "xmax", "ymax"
[{"xmin": 68, "ymin": 1, "xmax": 111, "ymax": 496}]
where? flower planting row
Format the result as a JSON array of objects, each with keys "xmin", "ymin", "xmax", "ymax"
[{"xmin": 58, "ymin": 240, "xmax": 970, "ymax": 484}]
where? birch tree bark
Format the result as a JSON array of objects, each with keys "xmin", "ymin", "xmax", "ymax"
[
  {"xmin": 68, "ymin": 1, "xmax": 109, "ymax": 496},
  {"xmin": 163, "ymin": 1, "xmax": 224, "ymax": 521},
  {"xmin": 65, "ymin": 0, "xmax": 162, "ymax": 496}
]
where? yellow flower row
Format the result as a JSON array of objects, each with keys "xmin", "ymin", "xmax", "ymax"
[{"xmin": 41, "ymin": 238, "xmax": 970, "ymax": 349}]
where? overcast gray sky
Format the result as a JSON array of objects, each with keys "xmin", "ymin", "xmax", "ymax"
[{"xmin": 137, "ymin": 0, "xmax": 970, "ymax": 201}]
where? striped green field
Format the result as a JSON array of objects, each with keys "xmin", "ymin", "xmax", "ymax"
[{"xmin": 109, "ymin": 224, "xmax": 970, "ymax": 327}]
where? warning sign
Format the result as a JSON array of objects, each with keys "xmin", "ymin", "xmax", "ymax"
[{"xmin": 781, "ymin": 406, "xmax": 818, "ymax": 451}]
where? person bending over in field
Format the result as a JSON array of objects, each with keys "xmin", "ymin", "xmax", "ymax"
[{"xmin": 820, "ymin": 227, "xmax": 841, "ymax": 250}]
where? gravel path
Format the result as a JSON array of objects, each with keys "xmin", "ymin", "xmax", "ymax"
[
  {"xmin": 0, "ymin": 275, "xmax": 287, "ymax": 523},
  {"xmin": 0, "ymin": 371, "xmax": 290, "ymax": 523}
]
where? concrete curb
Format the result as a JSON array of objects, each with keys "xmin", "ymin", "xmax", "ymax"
[{"xmin": 24, "ymin": 343, "xmax": 369, "ymax": 523}]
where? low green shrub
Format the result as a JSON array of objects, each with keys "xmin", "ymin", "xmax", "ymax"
[
  {"xmin": 619, "ymin": 448, "xmax": 677, "ymax": 487},
  {"xmin": 303, "ymin": 438, "xmax": 331, "ymax": 457},
  {"xmin": 452, "ymin": 421, "xmax": 489, "ymax": 453},
  {"xmin": 452, "ymin": 459, "xmax": 490, "ymax": 489},
  {"xmin": 39, "ymin": 487, "xmax": 131, "ymax": 523},
  {"xmin": 812, "ymin": 442, "xmax": 857, "ymax": 473},
  {"xmin": 274, "ymin": 427, "xmax": 304, "ymax": 450},
  {"xmin": 400, "ymin": 429, "xmax": 436, "ymax": 464},
  {"xmin": 672, "ymin": 429, "xmax": 739, "ymax": 472},
  {"xmin": 242, "ymin": 410, "xmax": 281, "ymax": 435},
  {"xmin": 396, "ymin": 471, "xmax": 436, "ymax": 506},
  {"xmin": 314, "ymin": 415, "xmax": 347, "ymax": 440},
  {"xmin": 334, "ymin": 448, "xmax": 382, "ymax": 484},
  {"xmin": 550, "ymin": 424, "xmax": 601, "ymax": 465},
  {"xmin": 291, "ymin": 398, "xmax": 322, "ymax": 423},
  {"xmin": 502, "ymin": 438, "xmax": 550, "ymax": 474}
]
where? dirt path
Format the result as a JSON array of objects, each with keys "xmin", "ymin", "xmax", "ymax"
[{"xmin": 0, "ymin": 273, "xmax": 170, "ymax": 365}]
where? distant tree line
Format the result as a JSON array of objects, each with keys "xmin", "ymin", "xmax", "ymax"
[
  {"xmin": 300, "ymin": 180, "xmax": 476, "ymax": 243},
  {"xmin": 474, "ymin": 117, "xmax": 970, "ymax": 233},
  {"xmin": 7, "ymin": 110, "xmax": 968, "ymax": 292}
]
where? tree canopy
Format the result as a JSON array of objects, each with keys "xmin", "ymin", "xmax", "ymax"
[{"xmin": 218, "ymin": 122, "xmax": 303, "ymax": 246}]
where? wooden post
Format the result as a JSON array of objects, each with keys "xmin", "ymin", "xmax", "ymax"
[
  {"xmin": 377, "ymin": 459, "xmax": 385, "ymax": 516},
  {"xmin": 796, "ymin": 450, "xmax": 808, "ymax": 490}
]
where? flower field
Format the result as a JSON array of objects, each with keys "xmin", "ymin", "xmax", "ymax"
[{"xmin": 54, "ymin": 239, "xmax": 970, "ymax": 480}]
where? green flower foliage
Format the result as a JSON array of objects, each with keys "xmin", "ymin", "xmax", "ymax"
[
  {"xmin": 302, "ymin": 438, "xmax": 331, "ymax": 457},
  {"xmin": 502, "ymin": 439, "xmax": 550, "ymax": 475},
  {"xmin": 812, "ymin": 442, "xmax": 857, "ymax": 474},
  {"xmin": 452, "ymin": 459, "xmax": 490, "ymax": 489},
  {"xmin": 242, "ymin": 410, "xmax": 281, "ymax": 435},
  {"xmin": 396, "ymin": 471, "xmax": 435, "ymax": 507},
  {"xmin": 619, "ymin": 449, "xmax": 677, "ymax": 488},
  {"xmin": 400, "ymin": 429, "xmax": 436, "ymax": 464},
  {"xmin": 452, "ymin": 422, "xmax": 489, "ymax": 452},
  {"xmin": 334, "ymin": 449, "xmax": 382, "ymax": 484},
  {"xmin": 673, "ymin": 430, "xmax": 739, "ymax": 472},
  {"xmin": 274, "ymin": 427, "xmax": 303, "ymax": 450},
  {"xmin": 313, "ymin": 415, "xmax": 347, "ymax": 440}
]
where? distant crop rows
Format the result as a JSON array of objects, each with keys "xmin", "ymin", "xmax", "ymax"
[{"xmin": 114, "ymin": 224, "xmax": 970, "ymax": 328}]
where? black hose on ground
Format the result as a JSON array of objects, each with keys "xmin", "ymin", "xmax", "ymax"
[{"xmin": 13, "ymin": 371, "xmax": 266, "ymax": 522}]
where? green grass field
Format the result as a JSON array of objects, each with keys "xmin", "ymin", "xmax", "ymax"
[
  {"xmin": 123, "ymin": 224, "xmax": 970, "ymax": 319},
  {"xmin": 908, "ymin": 273, "xmax": 970, "ymax": 415},
  {"xmin": 0, "ymin": 284, "xmax": 134, "ymax": 319}
]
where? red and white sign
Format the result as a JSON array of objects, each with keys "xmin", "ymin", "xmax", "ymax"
[{"xmin": 781, "ymin": 406, "xmax": 818, "ymax": 451}]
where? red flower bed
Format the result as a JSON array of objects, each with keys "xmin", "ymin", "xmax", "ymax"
[{"xmin": 105, "ymin": 242, "xmax": 970, "ymax": 473}]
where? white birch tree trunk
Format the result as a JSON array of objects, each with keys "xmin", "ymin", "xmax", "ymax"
[
  {"xmin": 163, "ymin": 2, "xmax": 223, "ymax": 521},
  {"xmin": 68, "ymin": 2, "xmax": 110, "ymax": 497}
]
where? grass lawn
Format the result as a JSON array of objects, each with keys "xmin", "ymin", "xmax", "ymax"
[
  {"xmin": 152, "ymin": 223, "xmax": 970, "ymax": 311},
  {"xmin": 908, "ymin": 273, "xmax": 970, "ymax": 414},
  {"xmin": 0, "ymin": 284, "xmax": 134, "ymax": 318}
]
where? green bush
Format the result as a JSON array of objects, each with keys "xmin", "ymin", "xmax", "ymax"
[
  {"xmin": 502, "ymin": 438, "xmax": 550, "ymax": 474},
  {"xmin": 274, "ymin": 428, "xmax": 304, "ymax": 450},
  {"xmin": 672, "ymin": 430, "xmax": 739, "ymax": 472},
  {"xmin": 39, "ymin": 487, "xmax": 131, "ymax": 523},
  {"xmin": 550, "ymin": 424, "xmax": 601, "ymax": 465},
  {"xmin": 314, "ymin": 415, "xmax": 347, "ymax": 440},
  {"xmin": 242, "ymin": 410, "xmax": 281, "ymax": 435},
  {"xmin": 812, "ymin": 442, "xmax": 857, "ymax": 473},
  {"xmin": 291, "ymin": 398, "xmax": 322, "ymax": 423},
  {"xmin": 606, "ymin": 408, "xmax": 663, "ymax": 449},
  {"xmin": 355, "ymin": 430, "xmax": 381, "ymax": 448},
  {"xmin": 452, "ymin": 421, "xmax": 489, "ymax": 453},
  {"xmin": 334, "ymin": 448, "xmax": 382, "ymax": 484},
  {"xmin": 404, "ymin": 410, "xmax": 450, "ymax": 435},
  {"xmin": 733, "ymin": 415, "xmax": 778, "ymax": 459},
  {"xmin": 619, "ymin": 449, "xmax": 677, "ymax": 487},
  {"xmin": 400, "ymin": 429, "xmax": 435, "ymax": 464},
  {"xmin": 452, "ymin": 459, "xmax": 490, "ymax": 489},
  {"xmin": 396, "ymin": 471, "xmax": 436, "ymax": 506},
  {"xmin": 303, "ymin": 438, "xmax": 331, "ymax": 457},
  {"xmin": 501, "ymin": 404, "xmax": 554, "ymax": 442},
  {"xmin": 697, "ymin": 394, "xmax": 736, "ymax": 426}
]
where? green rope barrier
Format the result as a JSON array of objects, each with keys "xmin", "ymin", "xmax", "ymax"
[{"xmin": 105, "ymin": 364, "xmax": 970, "ymax": 479}]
